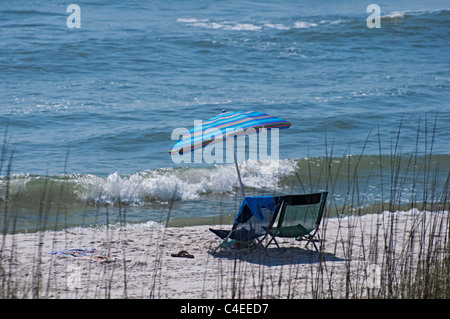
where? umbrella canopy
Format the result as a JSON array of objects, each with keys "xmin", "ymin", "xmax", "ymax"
[
  {"xmin": 169, "ymin": 110, "xmax": 291, "ymax": 196},
  {"xmin": 169, "ymin": 110, "xmax": 291, "ymax": 155}
]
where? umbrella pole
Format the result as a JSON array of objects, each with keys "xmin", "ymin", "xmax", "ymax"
[{"xmin": 229, "ymin": 138, "xmax": 246, "ymax": 198}]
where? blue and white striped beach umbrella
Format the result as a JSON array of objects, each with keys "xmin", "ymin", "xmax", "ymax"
[
  {"xmin": 169, "ymin": 110, "xmax": 291, "ymax": 196},
  {"xmin": 169, "ymin": 110, "xmax": 291, "ymax": 155}
]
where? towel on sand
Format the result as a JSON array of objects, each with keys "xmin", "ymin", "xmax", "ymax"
[{"xmin": 51, "ymin": 249, "xmax": 116, "ymax": 262}]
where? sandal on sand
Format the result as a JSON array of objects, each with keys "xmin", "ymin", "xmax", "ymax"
[{"xmin": 171, "ymin": 250, "xmax": 194, "ymax": 258}]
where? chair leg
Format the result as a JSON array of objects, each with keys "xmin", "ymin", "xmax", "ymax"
[
  {"xmin": 256, "ymin": 233, "xmax": 268, "ymax": 248},
  {"xmin": 211, "ymin": 240, "xmax": 224, "ymax": 254},
  {"xmin": 304, "ymin": 233, "xmax": 320, "ymax": 252},
  {"xmin": 273, "ymin": 237, "xmax": 280, "ymax": 248},
  {"xmin": 254, "ymin": 237, "xmax": 265, "ymax": 249},
  {"xmin": 211, "ymin": 231, "xmax": 233, "ymax": 254},
  {"xmin": 306, "ymin": 237, "xmax": 318, "ymax": 252},
  {"xmin": 265, "ymin": 234, "xmax": 280, "ymax": 249}
]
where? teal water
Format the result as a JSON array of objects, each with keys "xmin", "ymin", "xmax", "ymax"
[{"xmin": 1, "ymin": 0, "xmax": 449, "ymax": 232}]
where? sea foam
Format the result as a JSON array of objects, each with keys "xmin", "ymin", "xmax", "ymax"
[{"xmin": 73, "ymin": 159, "xmax": 296, "ymax": 205}]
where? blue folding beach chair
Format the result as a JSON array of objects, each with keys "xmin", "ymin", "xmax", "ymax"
[{"xmin": 209, "ymin": 196, "xmax": 283, "ymax": 254}]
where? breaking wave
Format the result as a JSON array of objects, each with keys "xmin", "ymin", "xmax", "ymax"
[
  {"xmin": 177, "ymin": 17, "xmax": 340, "ymax": 31},
  {"xmin": 177, "ymin": 9, "xmax": 449, "ymax": 32},
  {"xmin": 0, "ymin": 159, "xmax": 297, "ymax": 209}
]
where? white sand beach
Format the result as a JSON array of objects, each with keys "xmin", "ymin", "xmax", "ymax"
[{"xmin": 1, "ymin": 210, "xmax": 448, "ymax": 299}]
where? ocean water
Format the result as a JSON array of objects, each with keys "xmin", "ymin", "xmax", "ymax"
[{"xmin": 1, "ymin": 0, "xmax": 449, "ymax": 233}]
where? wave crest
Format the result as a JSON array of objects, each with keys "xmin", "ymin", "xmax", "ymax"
[{"xmin": 0, "ymin": 159, "xmax": 297, "ymax": 208}]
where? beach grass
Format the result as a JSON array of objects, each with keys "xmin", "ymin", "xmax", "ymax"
[{"xmin": 0, "ymin": 116, "xmax": 449, "ymax": 299}]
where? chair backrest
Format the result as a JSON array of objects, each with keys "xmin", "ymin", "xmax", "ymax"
[{"xmin": 277, "ymin": 192, "xmax": 328, "ymax": 232}]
